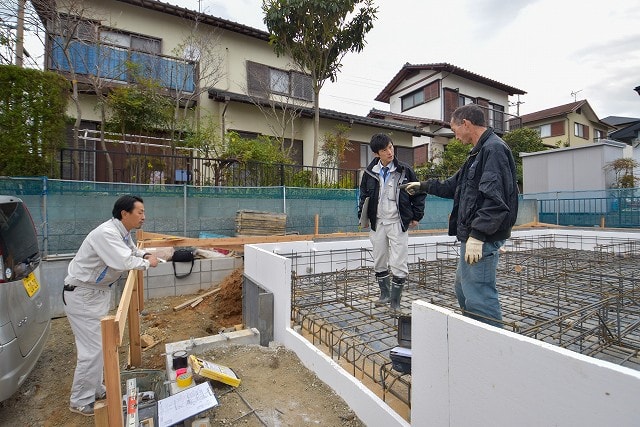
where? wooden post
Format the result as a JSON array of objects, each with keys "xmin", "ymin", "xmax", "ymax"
[
  {"xmin": 99, "ymin": 315, "xmax": 124, "ymax": 427},
  {"xmin": 128, "ymin": 271, "xmax": 142, "ymax": 367},
  {"xmin": 600, "ymin": 215, "xmax": 605, "ymax": 228},
  {"xmin": 314, "ymin": 214, "xmax": 319, "ymax": 235}
]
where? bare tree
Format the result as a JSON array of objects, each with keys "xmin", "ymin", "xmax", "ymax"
[
  {"xmin": 168, "ymin": 18, "xmax": 225, "ymax": 141},
  {"xmin": 28, "ymin": 0, "xmax": 107, "ymax": 180}
]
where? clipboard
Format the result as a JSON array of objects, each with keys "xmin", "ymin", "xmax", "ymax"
[{"xmin": 359, "ymin": 197, "xmax": 370, "ymax": 229}]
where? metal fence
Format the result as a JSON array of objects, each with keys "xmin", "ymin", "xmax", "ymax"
[
  {"xmin": 60, "ymin": 148, "xmax": 360, "ymax": 189},
  {"xmin": 525, "ymin": 188, "xmax": 640, "ymax": 228}
]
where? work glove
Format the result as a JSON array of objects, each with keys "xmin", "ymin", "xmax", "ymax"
[
  {"xmin": 402, "ymin": 182, "xmax": 422, "ymax": 195},
  {"xmin": 465, "ymin": 236, "xmax": 484, "ymax": 265}
]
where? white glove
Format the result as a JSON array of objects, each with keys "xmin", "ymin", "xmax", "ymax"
[
  {"xmin": 403, "ymin": 182, "xmax": 421, "ymax": 195},
  {"xmin": 465, "ymin": 237, "xmax": 484, "ymax": 265}
]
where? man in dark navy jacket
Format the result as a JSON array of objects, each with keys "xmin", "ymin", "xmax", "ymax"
[{"xmin": 405, "ymin": 105, "xmax": 518, "ymax": 327}]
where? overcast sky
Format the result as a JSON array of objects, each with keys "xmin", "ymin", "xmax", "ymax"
[
  {"xmin": 178, "ymin": 0, "xmax": 640, "ymax": 120},
  {"xmin": 14, "ymin": 0, "xmax": 638, "ymax": 119}
]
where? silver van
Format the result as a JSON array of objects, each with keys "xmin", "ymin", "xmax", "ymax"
[{"xmin": 0, "ymin": 195, "xmax": 50, "ymax": 402}]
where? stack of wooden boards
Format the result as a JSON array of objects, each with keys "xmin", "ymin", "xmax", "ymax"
[{"xmin": 235, "ymin": 209, "xmax": 286, "ymax": 236}]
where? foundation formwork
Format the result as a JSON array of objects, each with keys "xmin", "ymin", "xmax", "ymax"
[{"xmin": 286, "ymin": 234, "xmax": 640, "ymax": 414}]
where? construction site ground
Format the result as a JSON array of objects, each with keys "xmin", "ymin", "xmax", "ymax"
[{"xmin": 0, "ymin": 267, "xmax": 364, "ymax": 427}]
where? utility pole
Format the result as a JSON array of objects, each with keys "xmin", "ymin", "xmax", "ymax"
[
  {"xmin": 15, "ymin": 0, "xmax": 25, "ymax": 67},
  {"xmin": 510, "ymin": 95, "xmax": 524, "ymax": 116}
]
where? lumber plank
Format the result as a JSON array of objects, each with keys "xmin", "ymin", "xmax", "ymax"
[{"xmin": 173, "ymin": 288, "xmax": 220, "ymax": 311}]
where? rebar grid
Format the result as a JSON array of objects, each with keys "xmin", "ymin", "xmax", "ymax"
[{"xmin": 286, "ymin": 234, "xmax": 640, "ymax": 412}]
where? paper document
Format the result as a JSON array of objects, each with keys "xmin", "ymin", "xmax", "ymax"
[
  {"xmin": 157, "ymin": 382, "xmax": 218, "ymax": 427},
  {"xmin": 391, "ymin": 346, "xmax": 412, "ymax": 357},
  {"xmin": 359, "ymin": 197, "xmax": 370, "ymax": 229}
]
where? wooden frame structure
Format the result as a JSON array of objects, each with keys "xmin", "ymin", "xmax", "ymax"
[
  {"xmin": 88, "ymin": 224, "xmax": 390, "ymax": 426},
  {"xmin": 94, "ymin": 268, "xmax": 144, "ymax": 426}
]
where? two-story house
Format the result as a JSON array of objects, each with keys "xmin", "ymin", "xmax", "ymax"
[
  {"xmin": 35, "ymin": 0, "xmax": 431, "ymax": 184},
  {"xmin": 367, "ymin": 62, "xmax": 526, "ymax": 165},
  {"xmin": 517, "ymin": 100, "xmax": 613, "ymax": 148}
]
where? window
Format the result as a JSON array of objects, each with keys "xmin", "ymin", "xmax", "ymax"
[
  {"xmin": 489, "ymin": 104, "xmax": 505, "ymax": 132},
  {"xmin": 49, "ymin": 15, "xmax": 96, "ymax": 40},
  {"xmin": 458, "ymin": 94, "xmax": 475, "ymax": 106},
  {"xmin": 0, "ymin": 199, "xmax": 41, "ymax": 282},
  {"xmin": 401, "ymin": 89, "xmax": 424, "ymax": 111},
  {"xmin": 401, "ymin": 81, "xmax": 439, "ymax": 112},
  {"xmin": 538, "ymin": 124, "xmax": 551, "ymax": 137},
  {"xmin": 270, "ymin": 68, "xmax": 289, "ymax": 94},
  {"xmin": 100, "ymin": 30, "xmax": 160, "ymax": 54},
  {"xmin": 360, "ymin": 143, "xmax": 375, "ymax": 168},
  {"xmin": 246, "ymin": 61, "xmax": 313, "ymax": 102},
  {"xmin": 594, "ymin": 129, "xmax": 605, "ymax": 141},
  {"xmin": 574, "ymin": 123, "xmax": 589, "ymax": 139}
]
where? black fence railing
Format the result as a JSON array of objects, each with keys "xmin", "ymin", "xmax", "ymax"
[{"xmin": 60, "ymin": 148, "xmax": 360, "ymax": 189}]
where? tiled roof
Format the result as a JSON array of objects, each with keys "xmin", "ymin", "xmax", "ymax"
[
  {"xmin": 375, "ymin": 63, "xmax": 526, "ymax": 103},
  {"xmin": 367, "ymin": 109, "xmax": 449, "ymax": 127},
  {"xmin": 601, "ymin": 116, "xmax": 640, "ymax": 127},
  {"xmin": 208, "ymin": 90, "xmax": 435, "ymax": 137},
  {"xmin": 610, "ymin": 122, "xmax": 640, "ymax": 139},
  {"xmin": 519, "ymin": 100, "xmax": 587, "ymax": 124},
  {"xmin": 115, "ymin": 0, "xmax": 270, "ymax": 41}
]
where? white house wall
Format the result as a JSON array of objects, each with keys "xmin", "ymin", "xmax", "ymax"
[
  {"xmin": 57, "ymin": 1, "xmax": 430, "ymax": 168},
  {"xmin": 388, "ymin": 72, "xmax": 510, "ymax": 119},
  {"xmin": 441, "ymin": 74, "xmax": 509, "ymax": 108}
]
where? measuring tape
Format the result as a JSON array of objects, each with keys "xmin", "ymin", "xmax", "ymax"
[{"xmin": 176, "ymin": 372, "xmax": 193, "ymax": 387}]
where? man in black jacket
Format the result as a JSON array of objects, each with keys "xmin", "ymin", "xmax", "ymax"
[
  {"xmin": 359, "ymin": 134, "xmax": 426, "ymax": 313},
  {"xmin": 405, "ymin": 105, "xmax": 518, "ymax": 327}
]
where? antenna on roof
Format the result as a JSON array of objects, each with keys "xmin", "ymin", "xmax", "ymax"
[{"xmin": 570, "ymin": 90, "xmax": 582, "ymax": 102}]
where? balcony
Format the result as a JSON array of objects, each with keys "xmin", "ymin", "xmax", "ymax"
[
  {"xmin": 49, "ymin": 37, "xmax": 196, "ymax": 93},
  {"xmin": 59, "ymin": 130, "xmax": 359, "ymax": 189}
]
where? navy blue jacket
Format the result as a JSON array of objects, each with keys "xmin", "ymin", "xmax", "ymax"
[{"xmin": 422, "ymin": 128, "xmax": 518, "ymax": 242}]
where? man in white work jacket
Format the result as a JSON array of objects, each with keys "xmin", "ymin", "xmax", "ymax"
[{"xmin": 64, "ymin": 195, "xmax": 159, "ymax": 416}]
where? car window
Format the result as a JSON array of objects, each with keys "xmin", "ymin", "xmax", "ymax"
[{"xmin": 0, "ymin": 201, "xmax": 40, "ymax": 281}]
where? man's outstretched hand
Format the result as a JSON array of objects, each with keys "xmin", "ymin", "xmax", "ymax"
[{"xmin": 402, "ymin": 182, "xmax": 421, "ymax": 195}]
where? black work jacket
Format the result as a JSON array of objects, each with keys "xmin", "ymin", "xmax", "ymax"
[
  {"xmin": 358, "ymin": 158, "xmax": 426, "ymax": 232},
  {"xmin": 424, "ymin": 128, "xmax": 519, "ymax": 242}
]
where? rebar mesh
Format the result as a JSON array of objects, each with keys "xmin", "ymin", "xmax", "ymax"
[{"xmin": 286, "ymin": 234, "xmax": 640, "ymax": 416}]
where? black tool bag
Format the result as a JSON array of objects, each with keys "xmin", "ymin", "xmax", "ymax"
[{"xmin": 171, "ymin": 247, "xmax": 195, "ymax": 278}]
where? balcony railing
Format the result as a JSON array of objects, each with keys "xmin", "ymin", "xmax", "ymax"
[
  {"xmin": 59, "ymin": 148, "xmax": 360, "ymax": 189},
  {"xmin": 49, "ymin": 37, "xmax": 196, "ymax": 92}
]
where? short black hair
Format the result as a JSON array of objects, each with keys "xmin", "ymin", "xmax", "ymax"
[
  {"xmin": 369, "ymin": 133, "xmax": 393, "ymax": 153},
  {"xmin": 112, "ymin": 195, "xmax": 143, "ymax": 219},
  {"xmin": 451, "ymin": 104, "xmax": 486, "ymax": 127}
]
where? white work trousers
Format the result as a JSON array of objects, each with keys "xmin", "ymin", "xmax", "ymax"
[
  {"xmin": 369, "ymin": 221, "xmax": 408, "ymax": 279},
  {"xmin": 64, "ymin": 287, "xmax": 111, "ymax": 407}
]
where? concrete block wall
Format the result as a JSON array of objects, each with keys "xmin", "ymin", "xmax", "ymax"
[
  {"xmin": 144, "ymin": 256, "xmax": 243, "ymax": 299},
  {"xmin": 43, "ymin": 256, "xmax": 243, "ymax": 318}
]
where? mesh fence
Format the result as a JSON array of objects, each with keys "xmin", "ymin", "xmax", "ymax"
[{"xmin": 5, "ymin": 177, "xmax": 634, "ymax": 255}]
